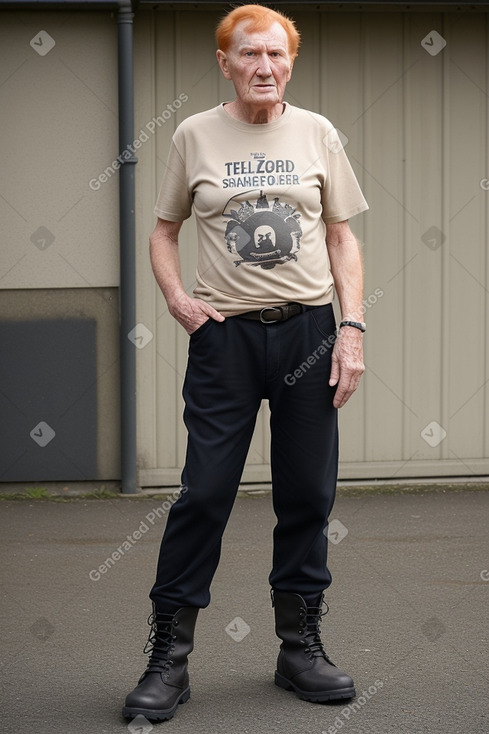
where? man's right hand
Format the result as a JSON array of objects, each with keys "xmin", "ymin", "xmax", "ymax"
[{"xmin": 169, "ymin": 293, "xmax": 225, "ymax": 335}]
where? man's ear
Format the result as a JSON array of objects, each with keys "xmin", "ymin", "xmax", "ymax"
[
  {"xmin": 286, "ymin": 59, "xmax": 294, "ymax": 83},
  {"xmin": 216, "ymin": 49, "xmax": 231, "ymax": 80}
]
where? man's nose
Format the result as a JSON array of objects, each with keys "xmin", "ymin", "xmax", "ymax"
[{"xmin": 256, "ymin": 54, "xmax": 272, "ymax": 76}]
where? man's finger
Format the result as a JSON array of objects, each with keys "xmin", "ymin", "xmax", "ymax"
[
  {"xmin": 198, "ymin": 302, "xmax": 225, "ymax": 323},
  {"xmin": 333, "ymin": 381, "xmax": 349, "ymax": 409},
  {"xmin": 329, "ymin": 355, "xmax": 340, "ymax": 387},
  {"xmin": 334, "ymin": 370, "xmax": 363, "ymax": 408}
]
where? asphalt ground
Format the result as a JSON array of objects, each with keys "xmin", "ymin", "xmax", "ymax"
[{"xmin": 1, "ymin": 488, "xmax": 488, "ymax": 734}]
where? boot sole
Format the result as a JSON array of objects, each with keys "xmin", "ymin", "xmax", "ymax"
[
  {"xmin": 122, "ymin": 686, "xmax": 190, "ymax": 722},
  {"xmin": 275, "ymin": 672, "xmax": 355, "ymax": 702}
]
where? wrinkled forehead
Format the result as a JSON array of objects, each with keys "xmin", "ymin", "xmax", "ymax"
[{"xmin": 230, "ymin": 19, "xmax": 290, "ymax": 53}]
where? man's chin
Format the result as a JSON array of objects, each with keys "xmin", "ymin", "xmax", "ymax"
[
  {"xmin": 249, "ymin": 90, "xmax": 280, "ymax": 104},
  {"xmin": 252, "ymin": 87, "xmax": 277, "ymax": 96}
]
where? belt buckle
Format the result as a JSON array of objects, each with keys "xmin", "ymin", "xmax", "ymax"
[{"xmin": 259, "ymin": 306, "xmax": 283, "ymax": 324}]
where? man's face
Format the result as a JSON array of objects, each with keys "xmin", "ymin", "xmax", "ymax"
[{"xmin": 217, "ymin": 21, "xmax": 293, "ymax": 110}]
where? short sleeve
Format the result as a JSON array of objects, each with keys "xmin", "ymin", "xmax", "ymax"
[
  {"xmin": 320, "ymin": 127, "xmax": 368, "ymax": 224},
  {"xmin": 153, "ymin": 137, "xmax": 192, "ymax": 222}
]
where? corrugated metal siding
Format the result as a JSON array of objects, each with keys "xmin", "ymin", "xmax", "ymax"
[{"xmin": 135, "ymin": 9, "xmax": 489, "ymax": 486}]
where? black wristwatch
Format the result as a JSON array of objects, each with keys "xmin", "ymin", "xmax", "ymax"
[{"xmin": 339, "ymin": 320, "xmax": 366, "ymax": 333}]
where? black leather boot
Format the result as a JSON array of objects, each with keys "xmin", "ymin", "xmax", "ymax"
[
  {"xmin": 123, "ymin": 605, "xmax": 199, "ymax": 722},
  {"xmin": 272, "ymin": 591, "xmax": 355, "ymax": 702}
]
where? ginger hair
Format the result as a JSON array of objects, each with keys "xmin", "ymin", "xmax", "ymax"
[{"xmin": 216, "ymin": 4, "xmax": 300, "ymax": 60}]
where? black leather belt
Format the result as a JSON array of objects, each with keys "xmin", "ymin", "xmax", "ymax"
[{"xmin": 236, "ymin": 303, "xmax": 310, "ymax": 324}]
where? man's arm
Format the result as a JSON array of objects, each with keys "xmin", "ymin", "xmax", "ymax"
[
  {"xmin": 326, "ymin": 220, "xmax": 365, "ymax": 409},
  {"xmin": 149, "ymin": 217, "xmax": 224, "ymax": 334}
]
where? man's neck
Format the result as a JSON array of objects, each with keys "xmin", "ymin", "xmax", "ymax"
[{"xmin": 223, "ymin": 100, "xmax": 285, "ymax": 124}]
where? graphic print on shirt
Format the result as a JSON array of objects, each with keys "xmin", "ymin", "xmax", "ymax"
[{"xmin": 222, "ymin": 190, "xmax": 303, "ymax": 270}]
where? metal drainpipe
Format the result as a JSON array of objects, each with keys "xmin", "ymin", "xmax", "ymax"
[{"xmin": 117, "ymin": 0, "xmax": 138, "ymax": 494}]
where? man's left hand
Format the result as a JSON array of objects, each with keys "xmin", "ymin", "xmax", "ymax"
[{"xmin": 329, "ymin": 327, "xmax": 365, "ymax": 408}]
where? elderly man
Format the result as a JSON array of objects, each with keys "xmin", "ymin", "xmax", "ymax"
[{"xmin": 123, "ymin": 4, "xmax": 368, "ymax": 723}]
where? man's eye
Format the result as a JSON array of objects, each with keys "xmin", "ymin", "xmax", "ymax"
[{"xmin": 245, "ymin": 51, "xmax": 255, "ymax": 57}]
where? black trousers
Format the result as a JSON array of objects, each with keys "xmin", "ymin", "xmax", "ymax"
[{"xmin": 150, "ymin": 303, "xmax": 339, "ymax": 612}]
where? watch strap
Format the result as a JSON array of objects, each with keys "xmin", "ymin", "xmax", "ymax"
[{"xmin": 339, "ymin": 320, "xmax": 366, "ymax": 333}]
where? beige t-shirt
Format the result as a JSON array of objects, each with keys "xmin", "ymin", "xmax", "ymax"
[{"xmin": 154, "ymin": 103, "xmax": 368, "ymax": 316}]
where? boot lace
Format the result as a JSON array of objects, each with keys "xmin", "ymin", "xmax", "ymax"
[
  {"xmin": 142, "ymin": 607, "xmax": 178, "ymax": 675},
  {"xmin": 299, "ymin": 598, "xmax": 334, "ymax": 663}
]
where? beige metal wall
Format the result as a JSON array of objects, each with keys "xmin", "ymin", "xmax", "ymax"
[
  {"xmin": 134, "ymin": 8, "xmax": 489, "ymax": 485},
  {"xmin": 0, "ymin": 11, "xmax": 119, "ymax": 289}
]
